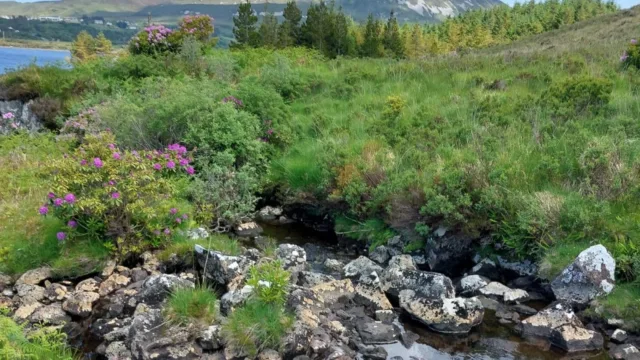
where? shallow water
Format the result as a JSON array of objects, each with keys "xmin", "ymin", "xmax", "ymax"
[{"xmin": 0, "ymin": 46, "xmax": 70, "ymax": 74}]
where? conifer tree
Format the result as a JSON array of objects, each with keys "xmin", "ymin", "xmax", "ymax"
[
  {"xmin": 95, "ymin": 32, "xmax": 113, "ymax": 55},
  {"xmin": 301, "ymin": 1, "xmax": 330, "ymax": 53},
  {"xmin": 259, "ymin": 8, "xmax": 279, "ymax": 48},
  {"xmin": 279, "ymin": 1, "xmax": 302, "ymax": 47},
  {"xmin": 231, "ymin": 0, "xmax": 259, "ymax": 48},
  {"xmin": 71, "ymin": 31, "xmax": 96, "ymax": 63},
  {"xmin": 383, "ymin": 11, "xmax": 405, "ymax": 58},
  {"xmin": 360, "ymin": 14, "xmax": 383, "ymax": 58}
]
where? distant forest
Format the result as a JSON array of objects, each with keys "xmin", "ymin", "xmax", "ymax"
[{"xmin": 0, "ymin": 17, "xmax": 136, "ymax": 44}]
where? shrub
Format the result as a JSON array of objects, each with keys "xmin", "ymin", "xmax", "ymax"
[
  {"xmin": 222, "ymin": 300, "xmax": 293, "ymax": 357},
  {"xmin": 205, "ymin": 52, "xmax": 238, "ymax": 82},
  {"xmin": 621, "ymin": 38, "xmax": 639, "ymax": 70},
  {"xmin": 246, "ymin": 260, "xmax": 290, "ymax": 306},
  {"xmin": 176, "ymin": 15, "xmax": 215, "ymax": 45},
  {"xmin": 540, "ymin": 76, "xmax": 613, "ymax": 118},
  {"xmin": 164, "ymin": 286, "xmax": 217, "ymax": 327},
  {"xmin": 29, "ymin": 96, "xmax": 63, "ymax": 130},
  {"xmin": 129, "ymin": 25, "xmax": 178, "ymax": 56},
  {"xmin": 0, "ymin": 311, "xmax": 76, "ymax": 360},
  {"xmin": 44, "ymin": 132, "xmax": 193, "ymax": 256}
]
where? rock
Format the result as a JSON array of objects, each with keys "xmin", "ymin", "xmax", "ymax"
[
  {"xmin": 400, "ymin": 330, "xmax": 420, "ymax": 348},
  {"xmin": 311, "ymin": 279, "xmax": 355, "ymax": 304},
  {"xmin": 504, "ymin": 289, "xmax": 530, "ymax": 304},
  {"xmin": 324, "ymin": 259, "xmax": 343, "ymax": 273},
  {"xmin": 551, "ymin": 324, "xmax": 604, "ymax": 352},
  {"xmin": 381, "ymin": 266, "xmax": 454, "ymax": 301},
  {"xmin": 478, "ymin": 281, "xmax": 511, "ymax": 299},
  {"xmin": 387, "ymin": 255, "xmax": 416, "ymax": 271},
  {"xmin": 131, "ymin": 268, "xmax": 149, "ymax": 283},
  {"xmin": 257, "ymin": 206, "xmax": 283, "ymax": 222},
  {"xmin": 44, "ymin": 283, "xmax": 68, "ymax": 302},
  {"xmin": 16, "ymin": 267, "xmax": 51, "ymax": 286},
  {"xmin": 342, "ymin": 256, "xmax": 384, "ymax": 282},
  {"xmin": 198, "ymin": 325, "xmax": 223, "ymax": 350},
  {"xmin": 16, "ymin": 284, "xmax": 45, "ymax": 304},
  {"xmin": 496, "ymin": 256, "xmax": 538, "ymax": 277},
  {"xmin": 102, "ymin": 260, "xmax": 117, "ymax": 277},
  {"xmin": 91, "ymin": 317, "xmax": 132, "ymax": 340},
  {"xmin": 62, "ymin": 291, "xmax": 100, "ymax": 317},
  {"xmin": 611, "ymin": 329, "xmax": 628, "ymax": 344},
  {"xmin": 220, "ymin": 285, "xmax": 254, "ymax": 316},
  {"xmin": 399, "ymin": 290, "xmax": 484, "ymax": 334},
  {"xmin": 234, "ymin": 221, "xmax": 263, "ymax": 237},
  {"xmin": 105, "ymin": 341, "xmax": 133, "ymax": 360},
  {"xmin": 309, "ymin": 330, "xmax": 331, "ymax": 354},
  {"xmin": 76, "ymin": 278, "xmax": 100, "ymax": 292},
  {"xmin": 512, "ymin": 304, "xmax": 538, "ymax": 316},
  {"xmin": 369, "ymin": 246, "xmax": 391, "ymax": 265},
  {"xmin": 356, "ymin": 320, "xmax": 401, "ymax": 344},
  {"xmin": 425, "ymin": 230, "xmax": 474, "ymax": 275},
  {"xmin": 0, "ymin": 100, "xmax": 41, "ymax": 134},
  {"xmin": 551, "ymin": 244, "xmax": 616, "ymax": 305},
  {"xmin": 608, "ymin": 318, "xmax": 625, "ymax": 327},
  {"xmin": 139, "ymin": 274, "xmax": 194, "ymax": 305},
  {"xmin": 276, "ymin": 244, "xmax": 307, "ymax": 271},
  {"xmin": 29, "ymin": 303, "xmax": 70, "ymax": 325},
  {"xmin": 0, "ymin": 272, "xmax": 12, "ymax": 291},
  {"xmin": 470, "ymin": 259, "xmax": 499, "ymax": 279},
  {"xmin": 195, "ymin": 245, "xmax": 254, "ymax": 286},
  {"xmin": 99, "ymin": 274, "xmax": 131, "ymax": 296},
  {"xmin": 296, "ymin": 271, "xmax": 335, "ymax": 288},
  {"xmin": 610, "ymin": 344, "xmax": 640, "ymax": 360},
  {"xmin": 457, "ymin": 275, "xmax": 489, "ymax": 295},
  {"xmin": 13, "ymin": 301, "xmax": 43, "ymax": 321},
  {"xmin": 477, "ymin": 295, "xmax": 502, "ymax": 311},
  {"xmin": 354, "ymin": 284, "xmax": 393, "ymax": 311},
  {"xmin": 359, "ymin": 345, "xmax": 388, "ymax": 360},
  {"xmin": 375, "ymin": 309, "xmax": 395, "ymax": 323},
  {"xmin": 495, "ymin": 307, "xmax": 520, "ymax": 323},
  {"xmin": 258, "ymin": 349, "xmax": 282, "ymax": 360},
  {"xmin": 186, "ymin": 227, "xmax": 210, "ymax": 241},
  {"xmin": 517, "ymin": 302, "xmax": 582, "ymax": 339}
]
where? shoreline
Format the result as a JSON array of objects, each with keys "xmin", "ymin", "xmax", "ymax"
[
  {"xmin": 0, "ymin": 40, "xmax": 72, "ymax": 52},
  {"xmin": 0, "ymin": 45, "xmax": 71, "ymax": 53}
]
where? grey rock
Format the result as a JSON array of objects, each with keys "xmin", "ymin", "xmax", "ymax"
[
  {"xmin": 516, "ymin": 302, "xmax": 582, "ymax": 339},
  {"xmin": 276, "ymin": 244, "xmax": 307, "ymax": 271},
  {"xmin": 354, "ymin": 283, "xmax": 393, "ymax": 311},
  {"xmin": 610, "ymin": 344, "xmax": 640, "ymax": 360},
  {"xmin": 131, "ymin": 268, "xmax": 149, "ymax": 283},
  {"xmin": 258, "ymin": 349, "xmax": 282, "ymax": 360},
  {"xmin": 611, "ymin": 329, "xmax": 628, "ymax": 344},
  {"xmin": 369, "ymin": 246, "xmax": 391, "ymax": 265},
  {"xmin": 381, "ymin": 265, "xmax": 454, "ymax": 301},
  {"xmin": 343, "ymin": 256, "xmax": 384, "ymax": 283},
  {"xmin": 91, "ymin": 317, "xmax": 132, "ymax": 340},
  {"xmin": 106, "ymin": 341, "xmax": 133, "ymax": 360},
  {"xmin": 257, "ymin": 206, "xmax": 283, "ymax": 222},
  {"xmin": 356, "ymin": 320, "xmax": 400, "ymax": 344},
  {"xmin": 470, "ymin": 259, "xmax": 499, "ymax": 279},
  {"xmin": 551, "ymin": 324, "xmax": 604, "ymax": 352},
  {"xmin": 234, "ymin": 221, "xmax": 263, "ymax": 237},
  {"xmin": 0, "ymin": 272, "xmax": 12, "ymax": 291},
  {"xmin": 186, "ymin": 227, "xmax": 210, "ymax": 241},
  {"xmin": 29, "ymin": 303, "xmax": 70, "ymax": 325},
  {"xmin": 457, "ymin": 275, "xmax": 489, "ymax": 295},
  {"xmin": 195, "ymin": 245, "xmax": 254, "ymax": 286},
  {"xmin": 375, "ymin": 309, "xmax": 396, "ymax": 323},
  {"xmin": 62, "ymin": 291, "xmax": 100, "ymax": 317},
  {"xmin": 359, "ymin": 345, "xmax": 388, "ymax": 360},
  {"xmin": 497, "ymin": 256, "xmax": 538, "ymax": 277},
  {"xmin": 324, "ymin": 259, "xmax": 343, "ymax": 273},
  {"xmin": 16, "ymin": 283, "xmax": 45, "ymax": 304},
  {"xmin": 0, "ymin": 100, "xmax": 42, "ymax": 134},
  {"xmin": 400, "ymin": 331, "xmax": 420, "ymax": 348},
  {"xmin": 309, "ymin": 330, "xmax": 331, "ymax": 354},
  {"xmin": 76, "ymin": 278, "xmax": 100, "ymax": 292},
  {"xmin": 99, "ymin": 273, "xmax": 131, "ymax": 296},
  {"xmin": 139, "ymin": 274, "xmax": 194, "ymax": 305},
  {"xmin": 512, "ymin": 304, "xmax": 538, "ymax": 316},
  {"xmin": 311, "ymin": 279, "xmax": 355, "ymax": 304},
  {"xmin": 220, "ymin": 285, "xmax": 254, "ymax": 316},
  {"xmin": 551, "ymin": 244, "xmax": 616, "ymax": 305},
  {"xmin": 198, "ymin": 325, "xmax": 223, "ymax": 350},
  {"xmin": 399, "ymin": 290, "xmax": 484, "ymax": 334},
  {"xmin": 296, "ymin": 271, "xmax": 335, "ymax": 288},
  {"xmin": 44, "ymin": 283, "xmax": 67, "ymax": 301},
  {"xmin": 16, "ymin": 267, "xmax": 51, "ymax": 286}
]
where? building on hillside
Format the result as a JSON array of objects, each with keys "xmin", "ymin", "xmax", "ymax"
[
  {"xmin": 94, "ymin": 20, "xmax": 104, "ymax": 25},
  {"xmin": 39, "ymin": 16, "xmax": 63, "ymax": 22},
  {"xmin": 63, "ymin": 17, "xmax": 80, "ymax": 23}
]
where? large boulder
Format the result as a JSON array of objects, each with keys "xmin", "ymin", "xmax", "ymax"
[
  {"xmin": 15, "ymin": 284, "xmax": 45, "ymax": 304},
  {"xmin": 138, "ymin": 274, "xmax": 194, "ymax": 305},
  {"xmin": 276, "ymin": 244, "xmax": 307, "ymax": 271},
  {"xmin": 381, "ymin": 265, "xmax": 454, "ymax": 301},
  {"xmin": 551, "ymin": 324, "xmax": 604, "ymax": 353},
  {"xmin": 516, "ymin": 302, "xmax": 582, "ymax": 339},
  {"xmin": 16, "ymin": 267, "xmax": 51, "ymax": 286},
  {"xmin": 399, "ymin": 290, "xmax": 484, "ymax": 334},
  {"xmin": 62, "ymin": 291, "xmax": 100, "ymax": 317},
  {"xmin": 342, "ymin": 256, "xmax": 384, "ymax": 284},
  {"xmin": 195, "ymin": 245, "xmax": 254, "ymax": 286},
  {"xmin": 551, "ymin": 244, "xmax": 615, "ymax": 305},
  {"xmin": 29, "ymin": 303, "xmax": 70, "ymax": 325}
]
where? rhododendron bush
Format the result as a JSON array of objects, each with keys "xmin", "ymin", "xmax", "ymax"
[
  {"xmin": 42, "ymin": 132, "xmax": 194, "ymax": 256},
  {"xmin": 129, "ymin": 15, "xmax": 215, "ymax": 55}
]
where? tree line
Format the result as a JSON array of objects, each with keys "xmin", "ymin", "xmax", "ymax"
[{"xmin": 231, "ymin": 0, "xmax": 618, "ymax": 58}]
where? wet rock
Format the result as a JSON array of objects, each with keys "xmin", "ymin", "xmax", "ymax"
[
  {"xmin": 512, "ymin": 304, "xmax": 538, "ymax": 316},
  {"xmin": 234, "ymin": 221, "xmax": 263, "ymax": 237},
  {"xmin": 62, "ymin": 291, "xmax": 100, "ymax": 317},
  {"xmin": 198, "ymin": 325, "xmax": 223, "ymax": 350},
  {"xmin": 44, "ymin": 283, "xmax": 68, "ymax": 302},
  {"xmin": 381, "ymin": 265, "xmax": 454, "ymax": 301},
  {"xmin": 399, "ymin": 290, "xmax": 484, "ymax": 334},
  {"xmin": 610, "ymin": 344, "xmax": 640, "ymax": 360},
  {"xmin": 375, "ymin": 309, "xmax": 396, "ymax": 323},
  {"xmin": 551, "ymin": 324, "xmax": 604, "ymax": 352},
  {"xmin": 400, "ymin": 330, "xmax": 420, "ymax": 348},
  {"xmin": 354, "ymin": 283, "xmax": 393, "ymax": 311},
  {"xmin": 324, "ymin": 259, "xmax": 343, "ymax": 273},
  {"xmin": 297, "ymin": 271, "xmax": 335, "ymax": 288},
  {"xmin": 76, "ymin": 278, "xmax": 100, "ymax": 292},
  {"xmin": 195, "ymin": 245, "xmax": 254, "ymax": 286},
  {"xmin": 311, "ymin": 279, "xmax": 355, "ymax": 304},
  {"xmin": 517, "ymin": 302, "xmax": 582, "ymax": 339},
  {"xmin": 359, "ymin": 345, "xmax": 388, "ymax": 360},
  {"xmin": 425, "ymin": 230, "xmax": 474, "ymax": 275},
  {"xmin": 356, "ymin": 320, "xmax": 401, "ymax": 344},
  {"xmin": 99, "ymin": 273, "xmax": 131, "ymax": 296},
  {"xmin": 16, "ymin": 283, "xmax": 45, "ymax": 304},
  {"xmin": 276, "ymin": 244, "xmax": 307, "ymax": 271},
  {"xmin": 343, "ymin": 256, "xmax": 384, "ymax": 283},
  {"xmin": 457, "ymin": 275, "xmax": 489, "ymax": 295},
  {"xmin": 29, "ymin": 303, "xmax": 70, "ymax": 325},
  {"xmin": 106, "ymin": 341, "xmax": 133, "ymax": 360},
  {"xmin": 258, "ymin": 349, "xmax": 282, "ymax": 360},
  {"xmin": 551, "ymin": 244, "xmax": 616, "ymax": 306},
  {"xmin": 16, "ymin": 267, "xmax": 51, "ymax": 286},
  {"xmin": 611, "ymin": 329, "xmax": 628, "ymax": 344},
  {"xmin": 220, "ymin": 285, "xmax": 254, "ymax": 316},
  {"xmin": 139, "ymin": 274, "xmax": 194, "ymax": 306},
  {"xmin": 369, "ymin": 246, "xmax": 391, "ymax": 265}
]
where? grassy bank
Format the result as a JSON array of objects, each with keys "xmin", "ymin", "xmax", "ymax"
[{"xmin": 0, "ymin": 39, "xmax": 72, "ymax": 51}]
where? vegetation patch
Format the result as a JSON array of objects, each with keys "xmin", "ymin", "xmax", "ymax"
[{"xmin": 164, "ymin": 286, "xmax": 217, "ymax": 327}]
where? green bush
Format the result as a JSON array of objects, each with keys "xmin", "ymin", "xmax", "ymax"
[
  {"xmin": 0, "ymin": 311, "xmax": 77, "ymax": 360},
  {"xmin": 45, "ymin": 132, "xmax": 192, "ymax": 256},
  {"xmin": 246, "ymin": 261, "xmax": 290, "ymax": 306},
  {"xmin": 222, "ymin": 300, "xmax": 293, "ymax": 357},
  {"xmin": 164, "ymin": 286, "xmax": 217, "ymax": 327},
  {"xmin": 541, "ymin": 76, "xmax": 613, "ymax": 118},
  {"xmin": 621, "ymin": 39, "xmax": 639, "ymax": 69}
]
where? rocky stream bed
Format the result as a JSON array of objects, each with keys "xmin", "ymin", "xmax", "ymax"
[{"xmin": 0, "ymin": 206, "xmax": 638, "ymax": 360}]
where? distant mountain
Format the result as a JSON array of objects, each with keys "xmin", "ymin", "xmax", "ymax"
[{"xmin": 0, "ymin": 0, "xmax": 504, "ymax": 22}]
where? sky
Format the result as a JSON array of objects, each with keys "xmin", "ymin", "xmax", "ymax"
[{"xmin": 10, "ymin": 0, "xmax": 640, "ymax": 8}]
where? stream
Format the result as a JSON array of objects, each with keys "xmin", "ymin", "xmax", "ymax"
[{"xmin": 258, "ymin": 221, "xmax": 610, "ymax": 360}]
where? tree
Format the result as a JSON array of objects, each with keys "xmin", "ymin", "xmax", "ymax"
[
  {"xmin": 383, "ymin": 11, "xmax": 404, "ymax": 58},
  {"xmin": 231, "ymin": 0, "xmax": 259, "ymax": 48},
  {"xmin": 301, "ymin": 1, "xmax": 330, "ymax": 53},
  {"xmin": 259, "ymin": 10, "xmax": 279, "ymax": 48},
  {"xmin": 95, "ymin": 32, "xmax": 113, "ymax": 55},
  {"xmin": 279, "ymin": 1, "xmax": 302, "ymax": 47},
  {"xmin": 360, "ymin": 14, "xmax": 383, "ymax": 58},
  {"xmin": 71, "ymin": 31, "xmax": 96, "ymax": 63}
]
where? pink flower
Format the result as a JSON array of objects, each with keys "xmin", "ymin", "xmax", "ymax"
[
  {"xmin": 175, "ymin": 217, "xmax": 182, "ymax": 223},
  {"xmin": 166, "ymin": 161, "xmax": 176, "ymax": 169},
  {"xmin": 64, "ymin": 193, "xmax": 76, "ymax": 204},
  {"xmin": 54, "ymin": 198, "xmax": 64, "ymax": 207},
  {"xmin": 170, "ymin": 208, "xmax": 178, "ymax": 215},
  {"xmin": 39, "ymin": 206, "xmax": 48, "ymax": 215},
  {"xmin": 153, "ymin": 163, "xmax": 162, "ymax": 171},
  {"xmin": 93, "ymin": 158, "xmax": 103, "ymax": 168},
  {"xmin": 179, "ymin": 158, "xmax": 189, "ymax": 166},
  {"xmin": 2, "ymin": 112, "xmax": 14, "ymax": 120},
  {"xmin": 48, "ymin": 192, "xmax": 56, "ymax": 199},
  {"xmin": 67, "ymin": 220, "xmax": 77, "ymax": 228},
  {"xmin": 109, "ymin": 180, "xmax": 115, "ymax": 186},
  {"xmin": 632, "ymin": 39, "xmax": 638, "ymax": 45},
  {"xmin": 182, "ymin": 214, "xmax": 188, "ymax": 220},
  {"xmin": 111, "ymin": 192, "xmax": 120, "ymax": 199},
  {"xmin": 164, "ymin": 228, "xmax": 171, "ymax": 235},
  {"xmin": 113, "ymin": 152, "xmax": 121, "ymax": 160},
  {"xmin": 80, "ymin": 159, "xmax": 87, "ymax": 166},
  {"xmin": 186, "ymin": 166, "xmax": 195, "ymax": 175},
  {"xmin": 108, "ymin": 143, "xmax": 116, "ymax": 150},
  {"xmin": 56, "ymin": 232, "xmax": 66, "ymax": 242}
]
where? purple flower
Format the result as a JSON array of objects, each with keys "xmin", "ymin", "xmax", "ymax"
[
  {"xmin": 166, "ymin": 161, "xmax": 176, "ymax": 169},
  {"xmin": 48, "ymin": 192, "xmax": 56, "ymax": 199},
  {"xmin": 113, "ymin": 152, "xmax": 121, "ymax": 160},
  {"xmin": 182, "ymin": 214, "xmax": 188, "ymax": 219},
  {"xmin": 175, "ymin": 217, "xmax": 182, "ymax": 224},
  {"xmin": 153, "ymin": 163, "xmax": 162, "ymax": 171},
  {"xmin": 67, "ymin": 220, "xmax": 77, "ymax": 228},
  {"xmin": 108, "ymin": 143, "xmax": 116, "ymax": 150},
  {"xmin": 170, "ymin": 208, "xmax": 178, "ymax": 215},
  {"xmin": 39, "ymin": 206, "xmax": 49, "ymax": 215},
  {"xmin": 111, "ymin": 192, "xmax": 120, "ymax": 199},
  {"xmin": 93, "ymin": 158, "xmax": 103, "ymax": 168},
  {"xmin": 2, "ymin": 112, "xmax": 15, "ymax": 120},
  {"xmin": 56, "ymin": 232, "xmax": 66, "ymax": 242},
  {"xmin": 186, "ymin": 166, "xmax": 195, "ymax": 175},
  {"xmin": 80, "ymin": 159, "xmax": 87, "ymax": 166},
  {"xmin": 54, "ymin": 198, "xmax": 64, "ymax": 207},
  {"xmin": 109, "ymin": 180, "xmax": 115, "ymax": 186},
  {"xmin": 632, "ymin": 39, "xmax": 638, "ymax": 45},
  {"xmin": 164, "ymin": 228, "xmax": 171, "ymax": 235},
  {"xmin": 64, "ymin": 193, "xmax": 76, "ymax": 204},
  {"xmin": 179, "ymin": 158, "xmax": 189, "ymax": 166}
]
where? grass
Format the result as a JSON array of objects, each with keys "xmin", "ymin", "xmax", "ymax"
[
  {"xmin": 164, "ymin": 286, "xmax": 217, "ymax": 327},
  {"xmin": 222, "ymin": 300, "xmax": 294, "ymax": 357},
  {"xmin": 538, "ymin": 241, "xmax": 592, "ymax": 280},
  {"xmin": 596, "ymin": 283, "xmax": 640, "ymax": 331},
  {"xmin": 0, "ymin": 311, "xmax": 77, "ymax": 360},
  {"xmin": 157, "ymin": 233, "xmax": 241, "ymax": 265}
]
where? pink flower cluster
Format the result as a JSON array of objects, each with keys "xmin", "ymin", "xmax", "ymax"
[
  {"xmin": 222, "ymin": 96, "xmax": 243, "ymax": 108},
  {"xmin": 2, "ymin": 112, "xmax": 14, "ymax": 120}
]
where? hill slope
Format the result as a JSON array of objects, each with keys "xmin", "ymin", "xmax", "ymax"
[{"xmin": 0, "ymin": 0, "xmax": 503, "ymax": 22}]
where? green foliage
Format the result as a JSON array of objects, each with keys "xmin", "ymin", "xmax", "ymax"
[
  {"xmin": 0, "ymin": 312, "xmax": 77, "ymax": 360},
  {"xmin": 231, "ymin": 0, "xmax": 259, "ymax": 48},
  {"xmin": 595, "ymin": 283, "xmax": 640, "ymax": 332},
  {"xmin": 621, "ymin": 38, "xmax": 639, "ymax": 69},
  {"xmin": 541, "ymin": 76, "xmax": 613, "ymax": 118},
  {"xmin": 46, "ymin": 132, "xmax": 191, "ymax": 257},
  {"xmin": 164, "ymin": 286, "xmax": 217, "ymax": 327},
  {"xmin": 335, "ymin": 217, "xmax": 395, "ymax": 252},
  {"xmin": 129, "ymin": 15, "xmax": 215, "ymax": 56},
  {"xmin": 246, "ymin": 260, "xmax": 290, "ymax": 306},
  {"xmin": 158, "ymin": 233, "xmax": 240, "ymax": 265},
  {"xmin": 71, "ymin": 31, "xmax": 112, "ymax": 63},
  {"xmin": 222, "ymin": 300, "xmax": 293, "ymax": 357}
]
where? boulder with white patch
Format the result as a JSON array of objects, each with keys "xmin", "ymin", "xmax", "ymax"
[
  {"xmin": 195, "ymin": 245, "xmax": 254, "ymax": 286},
  {"xmin": 276, "ymin": 244, "xmax": 307, "ymax": 271}
]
